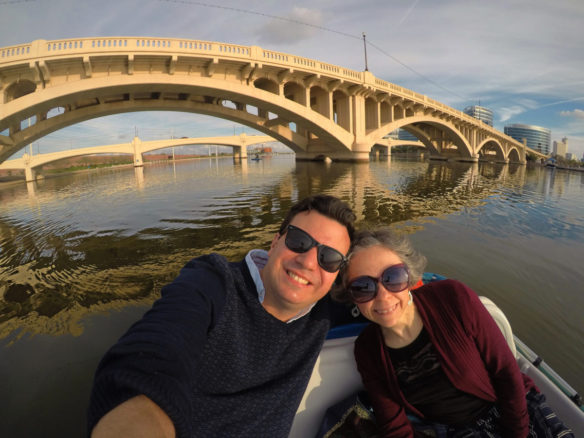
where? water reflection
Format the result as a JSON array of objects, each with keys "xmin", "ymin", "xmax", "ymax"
[
  {"xmin": 0, "ymin": 158, "xmax": 537, "ymax": 340},
  {"xmin": 134, "ymin": 166, "xmax": 144, "ymax": 189},
  {"xmin": 1, "ymin": 157, "xmax": 584, "ymax": 437}
]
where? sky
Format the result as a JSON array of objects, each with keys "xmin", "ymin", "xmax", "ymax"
[{"xmin": 1, "ymin": 0, "xmax": 583, "ymax": 159}]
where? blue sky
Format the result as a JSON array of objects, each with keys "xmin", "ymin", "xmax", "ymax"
[{"xmin": 1, "ymin": 0, "xmax": 583, "ymax": 158}]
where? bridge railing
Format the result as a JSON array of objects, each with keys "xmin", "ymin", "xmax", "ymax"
[{"xmin": 0, "ymin": 37, "xmax": 367, "ymax": 85}]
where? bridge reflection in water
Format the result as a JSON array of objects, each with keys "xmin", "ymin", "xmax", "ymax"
[{"xmin": 2, "ymin": 157, "xmax": 582, "ymax": 438}]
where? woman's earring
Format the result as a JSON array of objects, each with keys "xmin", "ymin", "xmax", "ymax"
[
  {"xmin": 408, "ymin": 291, "xmax": 413, "ymax": 305},
  {"xmin": 351, "ymin": 305, "xmax": 361, "ymax": 317}
]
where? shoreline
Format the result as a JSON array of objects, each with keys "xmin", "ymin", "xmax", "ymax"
[
  {"xmin": 0, "ymin": 155, "xmax": 234, "ymax": 188},
  {"xmin": 2, "ymin": 155, "xmax": 583, "ymax": 189}
]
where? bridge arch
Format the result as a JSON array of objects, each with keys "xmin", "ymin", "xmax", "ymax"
[
  {"xmin": 283, "ymin": 81, "xmax": 306, "ymax": 106},
  {"xmin": 477, "ymin": 139, "xmax": 505, "ymax": 162},
  {"xmin": 0, "ymin": 37, "xmax": 537, "ymax": 164},
  {"xmin": 5, "ymin": 79, "xmax": 37, "ymax": 103},
  {"xmin": 0, "ymin": 134, "xmax": 275, "ymax": 180},
  {"xmin": 368, "ymin": 117, "xmax": 473, "ymax": 160},
  {"xmin": 1, "ymin": 77, "xmax": 355, "ymax": 160}
]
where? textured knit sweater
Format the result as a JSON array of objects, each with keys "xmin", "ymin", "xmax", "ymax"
[
  {"xmin": 87, "ymin": 253, "xmax": 336, "ymax": 437},
  {"xmin": 354, "ymin": 279, "xmax": 536, "ymax": 438}
]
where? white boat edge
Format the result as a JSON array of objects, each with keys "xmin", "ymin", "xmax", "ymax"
[{"xmin": 290, "ymin": 295, "xmax": 584, "ymax": 437}]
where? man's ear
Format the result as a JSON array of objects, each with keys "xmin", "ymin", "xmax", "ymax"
[{"xmin": 268, "ymin": 232, "xmax": 282, "ymax": 253}]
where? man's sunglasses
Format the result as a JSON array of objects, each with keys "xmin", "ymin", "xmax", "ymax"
[
  {"xmin": 284, "ymin": 225, "xmax": 347, "ymax": 273},
  {"xmin": 347, "ymin": 263, "xmax": 410, "ymax": 303}
]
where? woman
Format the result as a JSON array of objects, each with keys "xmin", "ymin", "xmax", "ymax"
[{"xmin": 333, "ymin": 228, "xmax": 573, "ymax": 438}]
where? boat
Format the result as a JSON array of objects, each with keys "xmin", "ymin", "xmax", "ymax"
[
  {"xmin": 545, "ymin": 157, "xmax": 557, "ymax": 168},
  {"xmin": 290, "ymin": 273, "xmax": 584, "ymax": 437},
  {"xmin": 250, "ymin": 154, "xmax": 262, "ymax": 161}
]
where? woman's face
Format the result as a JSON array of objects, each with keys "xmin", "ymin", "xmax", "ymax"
[{"xmin": 346, "ymin": 245, "xmax": 412, "ymax": 330}]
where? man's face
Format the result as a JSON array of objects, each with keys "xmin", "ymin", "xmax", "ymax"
[{"xmin": 260, "ymin": 210, "xmax": 351, "ymax": 321}]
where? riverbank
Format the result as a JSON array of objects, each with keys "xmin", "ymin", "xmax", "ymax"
[{"xmin": 0, "ymin": 155, "xmax": 232, "ymax": 188}]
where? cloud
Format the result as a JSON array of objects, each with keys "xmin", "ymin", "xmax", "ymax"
[
  {"xmin": 256, "ymin": 7, "xmax": 323, "ymax": 44},
  {"xmin": 560, "ymin": 109, "xmax": 584, "ymax": 120},
  {"xmin": 496, "ymin": 99, "xmax": 539, "ymax": 122}
]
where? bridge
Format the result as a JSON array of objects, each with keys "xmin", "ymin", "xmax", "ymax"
[
  {"xmin": 0, "ymin": 134, "xmax": 275, "ymax": 181},
  {"xmin": 0, "ymin": 37, "xmax": 544, "ymax": 166}
]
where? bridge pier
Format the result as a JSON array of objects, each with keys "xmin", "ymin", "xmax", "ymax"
[
  {"xmin": 132, "ymin": 137, "xmax": 144, "ymax": 167},
  {"xmin": 24, "ymin": 166, "xmax": 36, "ymax": 182},
  {"xmin": 233, "ymin": 145, "xmax": 247, "ymax": 159}
]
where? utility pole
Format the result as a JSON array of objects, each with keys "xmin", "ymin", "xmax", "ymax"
[{"xmin": 362, "ymin": 32, "xmax": 369, "ymax": 71}]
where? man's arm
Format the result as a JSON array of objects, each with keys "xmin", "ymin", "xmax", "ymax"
[
  {"xmin": 91, "ymin": 395, "xmax": 175, "ymax": 438},
  {"xmin": 88, "ymin": 256, "xmax": 229, "ymax": 436}
]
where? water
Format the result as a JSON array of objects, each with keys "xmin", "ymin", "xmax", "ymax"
[{"xmin": 1, "ymin": 156, "xmax": 583, "ymax": 437}]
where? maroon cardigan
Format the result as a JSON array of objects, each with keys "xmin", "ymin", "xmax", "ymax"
[{"xmin": 354, "ymin": 279, "xmax": 536, "ymax": 438}]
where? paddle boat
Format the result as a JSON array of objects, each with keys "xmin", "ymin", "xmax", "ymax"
[{"xmin": 290, "ymin": 273, "xmax": 584, "ymax": 437}]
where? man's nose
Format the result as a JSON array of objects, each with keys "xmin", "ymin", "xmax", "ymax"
[{"xmin": 295, "ymin": 246, "xmax": 319, "ymax": 270}]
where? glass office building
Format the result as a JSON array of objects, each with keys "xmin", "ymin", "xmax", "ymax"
[
  {"xmin": 398, "ymin": 129, "xmax": 419, "ymax": 142},
  {"xmin": 463, "ymin": 105, "xmax": 493, "ymax": 126},
  {"xmin": 504, "ymin": 123, "xmax": 551, "ymax": 155}
]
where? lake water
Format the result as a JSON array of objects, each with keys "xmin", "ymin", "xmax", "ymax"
[{"xmin": 1, "ymin": 155, "xmax": 583, "ymax": 437}]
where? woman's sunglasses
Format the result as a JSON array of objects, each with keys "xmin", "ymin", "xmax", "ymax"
[
  {"xmin": 347, "ymin": 264, "xmax": 410, "ymax": 303},
  {"xmin": 284, "ymin": 225, "xmax": 347, "ymax": 273}
]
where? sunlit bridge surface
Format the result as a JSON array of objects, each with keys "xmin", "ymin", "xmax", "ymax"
[{"xmin": 0, "ymin": 37, "xmax": 547, "ymax": 165}]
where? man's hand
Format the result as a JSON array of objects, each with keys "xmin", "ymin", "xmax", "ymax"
[{"xmin": 91, "ymin": 395, "xmax": 175, "ymax": 438}]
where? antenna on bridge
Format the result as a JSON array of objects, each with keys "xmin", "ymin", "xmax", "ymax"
[{"xmin": 362, "ymin": 32, "xmax": 369, "ymax": 72}]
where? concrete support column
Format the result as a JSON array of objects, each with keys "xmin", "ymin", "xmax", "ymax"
[
  {"xmin": 328, "ymin": 92, "xmax": 334, "ymax": 121},
  {"xmin": 132, "ymin": 136, "xmax": 144, "ymax": 167},
  {"xmin": 352, "ymin": 94, "xmax": 366, "ymax": 139},
  {"xmin": 25, "ymin": 166, "xmax": 36, "ymax": 182},
  {"xmin": 238, "ymin": 133, "xmax": 248, "ymax": 159},
  {"xmin": 234, "ymin": 145, "xmax": 247, "ymax": 159}
]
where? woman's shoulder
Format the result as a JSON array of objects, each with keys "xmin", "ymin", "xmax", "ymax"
[
  {"xmin": 417, "ymin": 278, "xmax": 475, "ymax": 299},
  {"xmin": 416, "ymin": 278, "xmax": 482, "ymax": 316}
]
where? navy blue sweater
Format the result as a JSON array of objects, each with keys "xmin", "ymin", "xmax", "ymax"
[{"xmin": 88, "ymin": 253, "xmax": 335, "ymax": 437}]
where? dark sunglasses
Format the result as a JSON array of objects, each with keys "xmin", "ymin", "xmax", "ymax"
[
  {"xmin": 347, "ymin": 263, "xmax": 410, "ymax": 303},
  {"xmin": 284, "ymin": 225, "xmax": 347, "ymax": 273}
]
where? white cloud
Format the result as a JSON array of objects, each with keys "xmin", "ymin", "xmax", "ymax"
[{"xmin": 560, "ymin": 109, "xmax": 584, "ymax": 120}]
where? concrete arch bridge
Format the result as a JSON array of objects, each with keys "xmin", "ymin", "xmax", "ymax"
[
  {"xmin": 0, "ymin": 134, "xmax": 274, "ymax": 181},
  {"xmin": 1, "ymin": 37, "xmax": 543, "ymax": 165}
]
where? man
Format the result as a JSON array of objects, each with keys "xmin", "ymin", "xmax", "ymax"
[{"xmin": 88, "ymin": 194, "xmax": 356, "ymax": 437}]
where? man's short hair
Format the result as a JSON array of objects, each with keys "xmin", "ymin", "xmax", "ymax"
[{"xmin": 278, "ymin": 195, "xmax": 356, "ymax": 240}]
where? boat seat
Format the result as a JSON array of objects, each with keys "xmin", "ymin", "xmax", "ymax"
[{"xmin": 479, "ymin": 296, "xmax": 517, "ymax": 357}]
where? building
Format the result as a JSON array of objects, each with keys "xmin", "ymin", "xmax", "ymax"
[
  {"xmin": 504, "ymin": 123, "xmax": 551, "ymax": 155},
  {"xmin": 553, "ymin": 137, "xmax": 568, "ymax": 158},
  {"xmin": 397, "ymin": 129, "xmax": 419, "ymax": 142},
  {"xmin": 463, "ymin": 105, "xmax": 493, "ymax": 126}
]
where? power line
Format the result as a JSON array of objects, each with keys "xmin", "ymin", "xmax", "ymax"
[
  {"xmin": 0, "ymin": 0, "xmax": 36, "ymax": 5},
  {"xmin": 157, "ymin": 0, "xmax": 357, "ymax": 39},
  {"xmin": 157, "ymin": 0, "xmax": 469, "ymax": 102}
]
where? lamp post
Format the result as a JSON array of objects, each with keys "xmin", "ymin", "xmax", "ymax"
[{"xmin": 362, "ymin": 32, "xmax": 369, "ymax": 71}]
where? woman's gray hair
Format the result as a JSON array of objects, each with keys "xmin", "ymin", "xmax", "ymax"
[{"xmin": 332, "ymin": 228, "xmax": 427, "ymax": 304}]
